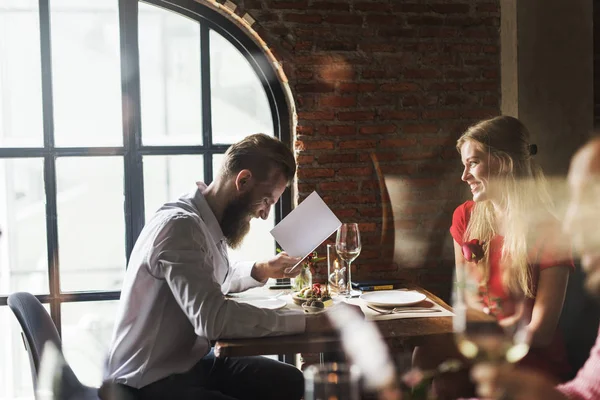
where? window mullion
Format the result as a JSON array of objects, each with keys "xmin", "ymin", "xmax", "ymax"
[
  {"xmin": 38, "ymin": 0, "xmax": 62, "ymax": 333},
  {"xmin": 200, "ymin": 24, "xmax": 213, "ymax": 183},
  {"xmin": 118, "ymin": 0, "xmax": 145, "ymax": 260}
]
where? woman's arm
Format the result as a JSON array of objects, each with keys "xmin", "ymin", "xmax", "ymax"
[{"xmin": 528, "ymin": 266, "xmax": 569, "ymax": 347}]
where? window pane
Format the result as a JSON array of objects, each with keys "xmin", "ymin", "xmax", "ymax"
[
  {"xmin": 210, "ymin": 30, "xmax": 274, "ymax": 144},
  {"xmin": 0, "ymin": 304, "xmax": 48, "ymax": 400},
  {"xmin": 0, "ymin": 3, "xmax": 43, "ymax": 147},
  {"xmin": 56, "ymin": 157, "xmax": 125, "ymax": 292},
  {"xmin": 61, "ymin": 300, "xmax": 118, "ymax": 387},
  {"xmin": 139, "ymin": 3, "xmax": 202, "ymax": 146},
  {"xmin": 143, "ymin": 155, "xmax": 204, "ymax": 221},
  {"xmin": 0, "ymin": 158, "xmax": 49, "ymax": 295},
  {"xmin": 50, "ymin": 0, "xmax": 122, "ymax": 147}
]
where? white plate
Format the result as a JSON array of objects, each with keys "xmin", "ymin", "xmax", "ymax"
[
  {"xmin": 234, "ymin": 297, "xmax": 287, "ymax": 310},
  {"xmin": 359, "ymin": 290, "xmax": 427, "ymax": 307}
]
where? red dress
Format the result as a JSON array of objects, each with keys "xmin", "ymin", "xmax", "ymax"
[{"xmin": 450, "ymin": 201, "xmax": 574, "ymax": 381}]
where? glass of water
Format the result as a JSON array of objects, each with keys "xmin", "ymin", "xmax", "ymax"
[{"xmin": 304, "ymin": 362, "xmax": 360, "ymax": 400}]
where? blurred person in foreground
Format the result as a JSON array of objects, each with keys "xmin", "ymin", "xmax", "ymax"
[
  {"xmin": 471, "ymin": 137, "xmax": 600, "ymax": 399},
  {"xmin": 103, "ymin": 134, "xmax": 331, "ymax": 400},
  {"xmin": 414, "ymin": 116, "xmax": 573, "ymax": 397}
]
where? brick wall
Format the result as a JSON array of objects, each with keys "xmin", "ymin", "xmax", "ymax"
[{"xmin": 223, "ymin": 0, "xmax": 501, "ymax": 297}]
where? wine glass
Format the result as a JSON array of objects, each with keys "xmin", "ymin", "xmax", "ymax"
[
  {"xmin": 336, "ymin": 223, "xmax": 361, "ymax": 297},
  {"xmin": 452, "ymin": 267, "xmax": 531, "ymax": 365}
]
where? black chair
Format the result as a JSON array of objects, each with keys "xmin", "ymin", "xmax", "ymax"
[
  {"xmin": 558, "ymin": 262, "xmax": 600, "ymax": 380},
  {"xmin": 7, "ymin": 292, "xmax": 100, "ymax": 400}
]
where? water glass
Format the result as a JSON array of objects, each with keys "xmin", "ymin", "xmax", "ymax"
[
  {"xmin": 327, "ymin": 244, "xmax": 348, "ymax": 296},
  {"xmin": 304, "ymin": 362, "xmax": 360, "ymax": 400}
]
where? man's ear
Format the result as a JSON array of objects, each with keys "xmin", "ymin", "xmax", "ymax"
[{"xmin": 234, "ymin": 169, "xmax": 253, "ymax": 192}]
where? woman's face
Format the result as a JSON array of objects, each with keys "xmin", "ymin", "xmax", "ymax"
[{"xmin": 460, "ymin": 140, "xmax": 501, "ymax": 202}]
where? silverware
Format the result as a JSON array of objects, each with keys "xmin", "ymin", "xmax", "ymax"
[{"xmin": 366, "ymin": 304, "xmax": 442, "ymax": 314}]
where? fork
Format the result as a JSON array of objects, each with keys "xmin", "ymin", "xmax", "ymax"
[{"xmin": 366, "ymin": 304, "xmax": 442, "ymax": 314}]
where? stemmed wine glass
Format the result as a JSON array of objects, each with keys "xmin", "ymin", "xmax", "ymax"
[
  {"xmin": 452, "ymin": 267, "xmax": 530, "ymax": 365},
  {"xmin": 336, "ymin": 223, "xmax": 361, "ymax": 297}
]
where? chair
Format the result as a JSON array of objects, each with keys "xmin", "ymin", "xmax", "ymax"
[
  {"xmin": 7, "ymin": 292, "xmax": 100, "ymax": 400},
  {"xmin": 558, "ymin": 263, "xmax": 600, "ymax": 380}
]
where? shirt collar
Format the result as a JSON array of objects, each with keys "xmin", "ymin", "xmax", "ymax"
[{"xmin": 192, "ymin": 181, "xmax": 225, "ymax": 245}]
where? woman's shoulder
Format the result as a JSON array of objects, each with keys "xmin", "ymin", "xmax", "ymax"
[{"xmin": 453, "ymin": 200, "xmax": 476, "ymax": 219}]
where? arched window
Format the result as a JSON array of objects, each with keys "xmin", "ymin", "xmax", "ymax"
[{"xmin": 0, "ymin": 0, "xmax": 291, "ymax": 394}]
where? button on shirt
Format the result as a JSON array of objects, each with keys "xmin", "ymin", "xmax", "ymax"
[{"xmin": 104, "ymin": 184, "xmax": 306, "ymax": 388}]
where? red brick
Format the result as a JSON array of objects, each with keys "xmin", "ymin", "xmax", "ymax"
[
  {"xmin": 379, "ymin": 110, "xmax": 420, "ymax": 120},
  {"xmin": 406, "ymin": 15, "xmax": 444, "ymax": 26},
  {"xmin": 421, "ymin": 137, "xmax": 452, "ymax": 146},
  {"xmin": 324, "ymin": 15, "xmax": 363, "ymax": 25},
  {"xmin": 295, "ymin": 140, "xmax": 334, "ymax": 150},
  {"xmin": 283, "ymin": 13, "xmax": 323, "ymax": 24},
  {"xmin": 270, "ymin": 1, "xmax": 308, "ymax": 9},
  {"xmin": 461, "ymin": 109, "xmax": 498, "ymax": 119},
  {"xmin": 297, "ymin": 111, "xmax": 335, "ymax": 120},
  {"xmin": 294, "ymin": 41, "xmax": 314, "ymax": 51},
  {"xmin": 317, "ymin": 153, "xmax": 358, "ymax": 164},
  {"xmin": 319, "ymin": 95, "xmax": 357, "ymax": 108},
  {"xmin": 483, "ymin": 45, "xmax": 499, "ymax": 53},
  {"xmin": 359, "ymin": 208, "xmax": 382, "ymax": 218},
  {"xmin": 419, "ymin": 27, "xmax": 458, "ymax": 38},
  {"xmin": 403, "ymin": 69, "xmax": 442, "ymax": 79},
  {"xmin": 447, "ymin": 44, "xmax": 481, "ymax": 53},
  {"xmin": 359, "ymin": 43, "xmax": 397, "ymax": 53},
  {"xmin": 317, "ymin": 68, "xmax": 356, "ymax": 81},
  {"xmin": 319, "ymin": 181, "xmax": 359, "ymax": 191},
  {"xmin": 295, "ymin": 69, "xmax": 314, "ymax": 80},
  {"xmin": 483, "ymin": 69, "xmax": 499, "ymax": 79},
  {"xmin": 359, "ymin": 94, "xmax": 397, "ymax": 107},
  {"xmin": 297, "ymin": 183, "xmax": 316, "ymax": 193},
  {"xmin": 380, "ymin": 82, "xmax": 420, "ymax": 92},
  {"xmin": 297, "ymin": 168, "xmax": 335, "ymax": 179},
  {"xmin": 464, "ymin": 28, "xmax": 494, "ymax": 39},
  {"xmin": 327, "ymin": 125, "xmax": 356, "ymax": 135},
  {"xmin": 295, "ymin": 82, "xmax": 334, "ymax": 93},
  {"xmin": 403, "ymin": 124, "xmax": 439, "ymax": 134},
  {"xmin": 444, "ymin": 94, "xmax": 470, "ymax": 106},
  {"xmin": 334, "ymin": 208, "xmax": 358, "ymax": 218},
  {"xmin": 365, "ymin": 15, "xmax": 396, "ymax": 24},
  {"xmin": 310, "ymin": 1, "xmax": 350, "ymax": 11},
  {"xmin": 477, "ymin": 3, "xmax": 499, "ymax": 12},
  {"xmin": 429, "ymin": 82, "xmax": 459, "ymax": 91},
  {"xmin": 422, "ymin": 109, "xmax": 459, "ymax": 119},
  {"xmin": 338, "ymin": 83, "xmax": 378, "ymax": 92},
  {"xmin": 379, "ymin": 138, "xmax": 417, "ymax": 147},
  {"xmin": 296, "ymin": 126, "xmax": 313, "ymax": 135},
  {"xmin": 340, "ymin": 139, "xmax": 377, "ymax": 149},
  {"xmin": 400, "ymin": 151, "xmax": 438, "ymax": 161},
  {"xmin": 482, "ymin": 95, "xmax": 498, "ymax": 106},
  {"xmin": 297, "ymin": 155, "xmax": 315, "ymax": 163},
  {"xmin": 346, "ymin": 195, "xmax": 378, "ymax": 204},
  {"xmin": 361, "ymin": 181, "xmax": 380, "ymax": 190},
  {"xmin": 431, "ymin": 4, "xmax": 470, "ymax": 14},
  {"xmin": 393, "ymin": 4, "xmax": 429, "ymax": 13},
  {"xmin": 359, "ymin": 124, "xmax": 397, "ymax": 135},
  {"xmin": 317, "ymin": 41, "xmax": 357, "ymax": 52},
  {"xmin": 462, "ymin": 81, "xmax": 498, "ymax": 91},
  {"xmin": 337, "ymin": 111, "xmax": 376, "ymax": 121},
  {"xmin": 338, "ymin": 167, "xmax": 373, "ymax": 176},
  {"xmin": 378, "ymin": 28, "xmax": 417, "ymax": 38},
  {"xmin": 445, "ymin": 70, "xmax": 471, "ymax": 79}
]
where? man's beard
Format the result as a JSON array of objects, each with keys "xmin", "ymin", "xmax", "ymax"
[{"xmin": 221, "ymin": 191, "xmax": 253, "ymax": 249}]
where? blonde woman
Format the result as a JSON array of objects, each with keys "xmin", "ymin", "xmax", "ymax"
[{"xmin": 450, "ymin": 115, "xmax": 573, "ymax": 381}]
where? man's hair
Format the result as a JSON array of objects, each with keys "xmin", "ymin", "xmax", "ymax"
[{"xmin": 220, "ymin": 133, "xmax": 296, "ymax": 185}]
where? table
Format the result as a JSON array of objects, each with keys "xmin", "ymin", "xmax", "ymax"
[{"xmin": 214, "ymin": 286, "xmax": 458, "ymax": 359}]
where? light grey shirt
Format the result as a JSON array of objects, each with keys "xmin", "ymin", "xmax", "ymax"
[{"xmin": 104, "ymin": 184, "xmax": 306, "ymax": 388}]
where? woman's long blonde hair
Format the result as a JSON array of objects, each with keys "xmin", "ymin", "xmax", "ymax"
[{"xmin": 457, "ymin": 116, "xmax": 553, "ymax": 297}]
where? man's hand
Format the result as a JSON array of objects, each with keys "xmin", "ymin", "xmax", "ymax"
[
  {"xmin": 471, "ymin": 363, "xmax": 568, "ymax": 400},
  {"xmin": 251, "ymin": 252, "xmax": 302, "ymax": 281}
]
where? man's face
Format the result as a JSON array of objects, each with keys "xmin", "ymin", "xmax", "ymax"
[
  {"xmin": 564, "ymin": 141, "xmax": 600, "ymax": 296},
  {"xmin": 221, "ymin": 172, "xmax": 287, "ymax": 249}
]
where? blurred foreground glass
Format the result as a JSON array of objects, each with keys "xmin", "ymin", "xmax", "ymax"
[
  {"xmin": 335, "ymin": 223, "xmax": 361, "ymax": 297},
  {"xmin": 452, "ymin": 269, "xmax": 530, "ymax": 364},
  {"xmin": 304, "ymin": 362, "xmax": 360, "ymax": 400},
  {"xmin": 327, "ymin": 243, "xmax": 348, "ymax": 296}
]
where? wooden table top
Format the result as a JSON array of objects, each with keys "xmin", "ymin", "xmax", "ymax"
[{"xmin": 214, "ymin": 286, "xmax": 467, "ymax": 358}]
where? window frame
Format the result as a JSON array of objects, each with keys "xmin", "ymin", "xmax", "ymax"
[{"xmin": 0, "ymin": 0, "xmax": 292, "ymax": 335}]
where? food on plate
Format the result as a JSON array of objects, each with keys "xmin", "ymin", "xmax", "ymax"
[{"xmin": 294, "ymin": 283, "xmax": 333, "ymax": 307}]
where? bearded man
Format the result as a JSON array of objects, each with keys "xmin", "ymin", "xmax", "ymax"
[{"xmin": 104, "ymin": 134, "xmax": 326, "ymax": 400}]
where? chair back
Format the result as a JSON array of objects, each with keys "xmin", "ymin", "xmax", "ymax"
[
  {"xmin": 559, "ymin": 262, "xmax": 600, "ymax": 380},
  {"xmin": 7, "ymin": 292, "xmax": 62, "ymax": 388}
]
